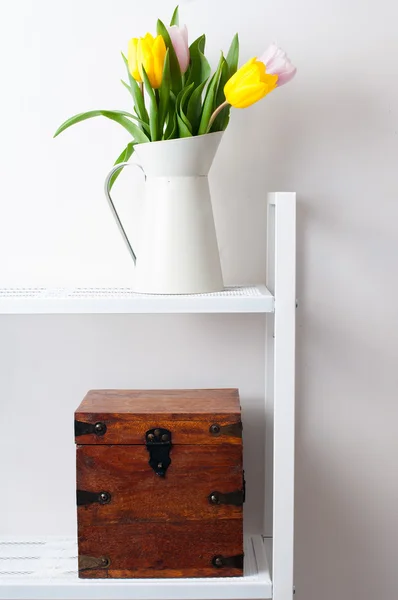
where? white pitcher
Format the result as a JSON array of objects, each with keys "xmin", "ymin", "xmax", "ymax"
[{"xmin": 104, "ymin": 132, "xmax": 224, "ymax": 295}]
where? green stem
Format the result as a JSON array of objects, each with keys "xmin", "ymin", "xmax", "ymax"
[
  {"xmin": 207, "ymin": 100, "xmax": 229, "ymax": 133},
  {"xmin": 139, "ymin": 82, "xmax": 146, "ymax": 119},
  {"xmin": 155, "ymin": 89, "xmax": 161, "ymax": 140}
]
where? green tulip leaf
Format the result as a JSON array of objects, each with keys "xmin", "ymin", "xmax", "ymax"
[
  {"xmin": 141, "ymin": 67, "xmax": 158, "ymax": 142},
  {"xmin": 198, "ymin": 53, "xmax": 224, "ymax": 135},
  {"xmin": 121, "ymin": 53, "xmax": 149, "ymax": 124},
  {"xmin": 121, "ymin": 81, "xmax": 152, "ymax": 133},
  {"xmin": 164, "ymin": 94, "xmax": 177, "ymax": 140},
  {"xmin": 226, "ymin": 33, "xmax": 239, "ymax": 78},
  {"xmin": 210, "ymin": 56, "xmax": 230, "ymax": 132},
  {"xmin": 157, "ymin": 19, "xmax": 182, "ymax": 94},
  {"xmin": 186, "ymin": 35, "xmax": 211, "ymax": 89},
  {"xmin": 170, "ymin": 5, "xmax": 179, "ymax": 26},
  {"xmin": 221, "ymin": 111, "xmax": 230, "ymax": 131},
  {"xmin": 101, "ymin": 111, "xmax": 150, "ymax": 142},
  {"xmin": 109, "ymin": 141, "xmax": 136, "ymax": 190},
  {"xmin": 158, "ymin": 50, "xmax": 171, "ymax": 138},
  {"xmin": 177, "ymin": 82, "xmax": 194, "ymax": 133},
  {"xmin": 186, "ymin": 78, "xmax": 208, "ymax": 135},
  {"xmin": 177, "ymin": 113, "xmax": 192, "ymax": 138},
  {"xmin": 180, "ymin": 82, "xmax": 195, "ymax": 110},
  {"xmin": 165, "ymin": 110, "xmax": 177, "ymax": 140},
  {"xmin": 53, "ymin": 110, "xmax": 150, "ymax": 143}
]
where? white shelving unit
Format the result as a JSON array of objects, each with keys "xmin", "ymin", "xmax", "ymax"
[
  {"xmin": 0, "ymin": 536, "xmax": 272, "ymax": 600},
  {"xmin": 0, "ymin": 192, "xmax": 296, "ymax": 600},
  {"xmin": 0, "ymin": 285, "xmax": 273, "ymax": 314}
]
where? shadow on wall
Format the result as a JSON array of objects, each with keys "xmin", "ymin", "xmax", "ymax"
[{"xmin": 294, "ymin": 197, "xmax": 398, "ymax": 599}]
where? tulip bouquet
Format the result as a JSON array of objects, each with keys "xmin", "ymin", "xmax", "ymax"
[{"xmin": 54, "ymin": 6, "xmax": 296, "ymax": 188}]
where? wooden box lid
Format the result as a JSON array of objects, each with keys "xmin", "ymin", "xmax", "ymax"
[{"xmin": 75, "ymin": 389, "xmax": 242, "ymax": 445}]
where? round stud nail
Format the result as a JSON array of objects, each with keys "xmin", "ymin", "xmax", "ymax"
[
  {"xmin": 212, "ymin": 556, "xmax": 224, "ymax": 568},
  {"xmin": 99, "ymin": 491, "xmax": 111, "ymax": 504},
  {"xmin": 94, "ymin": 422, "xmax": 106, "ymax": 436},
  {"xmin": 209, "ymin": 424, "xmax": 221, "ymax": 435}
]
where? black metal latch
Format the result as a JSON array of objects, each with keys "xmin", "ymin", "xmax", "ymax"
[
  {"xmin": 79, "ymin": 555, "xmax": 110, "ymax": 571},
  {"xmin": 145, "ymin": 428, "xmax": 172, "ymax": 477},
  {"xmin": 212, "ymin": 554, "xmax": 244, "ymax": 569},
  {"xmin": 75, "ymin": 420, "xmax": 107, "ymax": 437},
  {"xmin": 209, "ymin": 470, "xmax": 245, "ymax": 506},
  {"xmin": 209, "ymin": 421, "xmax": 243, "ymax": 438},
  {"xmin": 77, "ymin": 490, "xmax": 111, "ymax": 506},
  {"xmin": 208, "ymin": 490, "xmax": 245, "ymax": 506}
]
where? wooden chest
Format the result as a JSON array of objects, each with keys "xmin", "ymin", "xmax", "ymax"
[{"xmin": 75, "ymin": 389, "xmax": 244, "ymax": 578}]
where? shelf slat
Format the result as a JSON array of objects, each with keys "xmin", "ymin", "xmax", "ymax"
[
  {"xmin": 0, "ymin": 286, "xmax": 274, "ymax": 314},
  {"xmin": 0, "ymin": 535, "xmax": 272, "ymax": 600}
]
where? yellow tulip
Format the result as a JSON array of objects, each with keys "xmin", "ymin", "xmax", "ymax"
[
  {"xmin": 128, "ymin": 38, "xmax": 141, "ymax": 82},
  {"xmin": 128, "ymin": 33, "xmax": 166, "ymax": 89},
  {"xmin": 224, "ymin": 57, "xmax": 278, "ymax": 109}
]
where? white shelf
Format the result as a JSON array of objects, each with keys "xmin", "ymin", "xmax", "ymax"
[
  {"xmin": 0, "ymin": 193, "xmax": 295, "ymax": 600},
  {"xmin": 0, "ymin": 535, "xmax": 272, "ymax": 600},
  {"xmin": 0, "ymin": 285, "xmax": 274, "ymax": 314}
]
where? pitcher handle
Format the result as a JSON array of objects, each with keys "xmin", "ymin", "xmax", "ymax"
[{"xmin": 104, "ymin": 161, "xmax": 146, "ymax": 266}]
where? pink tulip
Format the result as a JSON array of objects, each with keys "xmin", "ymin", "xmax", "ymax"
[
  {"xmin": 167, "ymin": 25, "xmax": 190, "ymax": 74},
  {"xmin": 258, "ymin": 43, "xmax": 296, "ymax": 86}
]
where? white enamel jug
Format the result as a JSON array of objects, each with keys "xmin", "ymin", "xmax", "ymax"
[{"xmin": 104, "ymin": 132, "xmax": 224, "ymax": 295}]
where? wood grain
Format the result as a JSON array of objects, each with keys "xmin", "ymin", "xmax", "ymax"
[
  {"xmin": 76, "ymin": 388, "xmax": 243, "ymax": 579},
  {"xmin": 75, "ymin": 416, "xmax": 242, "ymax": 445},
  {"xmin": 78, "ymin": 520, "xmax": 243, "ymax": 578},
  {"xmin": 77, "ymin": 445, "xmax": 243, "ymax": 524},
  {"xmin": 76, "ymin": 389, "xmax": 240, "ymax": 417}
]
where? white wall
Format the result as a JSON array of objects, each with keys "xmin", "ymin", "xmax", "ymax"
[{"xmin": 1, "ymin": 1, "xmax": 398, "ymax": 599}]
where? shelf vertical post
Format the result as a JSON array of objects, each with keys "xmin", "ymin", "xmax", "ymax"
[
  {"xmin": 267, "ymin": 192, "xmax": 296, "ymax": 600},
  {"xmin": 265, "ymin": 195, "xmax": 275, "ymax": 538}
]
